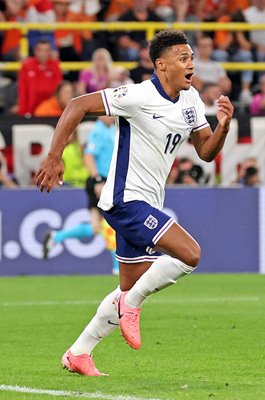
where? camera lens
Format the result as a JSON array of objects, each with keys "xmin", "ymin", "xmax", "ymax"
[{"xmin": 245, "ymin": 166, "xmax": 257, "ymax": 177}]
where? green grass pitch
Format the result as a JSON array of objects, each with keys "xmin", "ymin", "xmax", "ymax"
[{"xmin": 0, "ymin": 274, "xmax": 264, "ymax": 400}]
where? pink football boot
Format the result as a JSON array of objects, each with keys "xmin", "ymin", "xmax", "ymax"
[
  {"xmin": 118, "ymin": 292, "xmax": 142, "ymax": 350},
  {"xmin": 62, "ymin": 349, "xmax": 107, "ymax": 376}
]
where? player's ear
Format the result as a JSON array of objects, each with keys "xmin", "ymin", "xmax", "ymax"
[{"xmin": 155, "ymin": 58, "xmax": 166, "ymax": 71}]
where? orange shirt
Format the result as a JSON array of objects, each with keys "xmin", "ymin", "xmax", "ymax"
[
  {"xmin": 2, "ymin": 0, "xmax": 54, "ymax": 56},
  {"xmin": 214, "ymin": 15, "xmax": 231, "ymax": 49},
  {"xmin": 55, "ymin": 12, "xmax": 82, "ymax": 54},
  {"xmin": 34, "ymin": 96, "xmax": 63, "ymax": 117},
  {"xmin": 1, "ymin": 13, "xmax": 25, "ymax": 55},
  {"xmin": 67, "ymin": 11, "xmax": 96, "ymax": 41}
]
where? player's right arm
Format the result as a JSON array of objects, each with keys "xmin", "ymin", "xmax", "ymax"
[{"xmin": 36, "ymin": 92, "xmax": 106, "ymax": 193}]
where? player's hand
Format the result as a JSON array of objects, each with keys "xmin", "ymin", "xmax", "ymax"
[
  {"xmin": 35, "ymin": 154, "xmax": 64, "ymax": 193},
  {"xmin": 216, "ymin": 95, "xmax": 234, "ymax": 128}
]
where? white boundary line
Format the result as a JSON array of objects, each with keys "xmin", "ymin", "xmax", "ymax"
[
  {"xmin": 0, "ymin": 384, "xmax": 161, "ymax": 400},
  {"xmin": 0, "ymin": 296, "xmax": 261, "ymax": 307}
]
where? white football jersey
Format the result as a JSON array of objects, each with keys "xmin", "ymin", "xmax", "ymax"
[{"xmin": 98, "ymin": 74, "xmax": 209, "ymax": 211}]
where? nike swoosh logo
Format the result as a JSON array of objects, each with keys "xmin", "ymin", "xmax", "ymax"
[
  {"xmin": 108, "ymin": 320, "xmax": 119, "ymax": 325},
  {"xmin": 118, "ymin": 302, "xmax": 124, "ymax": 319},
  {"xmin": 153, "ymin": 114, "xmax": 165, "ymax": 119}
]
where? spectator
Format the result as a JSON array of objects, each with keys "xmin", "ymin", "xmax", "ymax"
[
  {"xmin": 26, "ymin": 0, "xmax": 56, "ymax": 53},
  {"xmin": 250, "ymin": 74, "xmax": 265, "ymax": 115},
  {"xmin": 226, "ymin": 0, "xmax": 250, "ymax": 13},
  {"xmin": 109, "ymin": 66, "xmax": 134, "ymax": 87},
  {"xmin": 170, "ymin": 0, "xmax": 203, "ymax": 46},
  {"xmin": 213, "ymin": 10, "xmax": 254, "ymax": 106},
  {"xmin": 61, "ymin": 130, "xmax": 89, "ymax": 188},
  {"xmin": 1, "ymin": 0, "xmax": 55, "ymax": 61},
  {"xmin": 67, "ymin": 0, "xmax": 100, "ymax": 60},
  {"xmin": 241, "ymin": 166, "xmax": 261, "ymax": 186},
  {"xmin": 0, "ymin": 0, "xmax": 27, "ymax": 61},
  {"xmin": 104, "ymin": 0, "xmax": 132, "ymax": 21},
  {"xmin": 194, "ymin": 0, "xmax": 227, "ymax": 47},
  {"xmin": 200, "ymin": 82, "xmax": 222, "ymax": 116},
  {"xmin": 244, "ymin": 0, "xmax": 265, "ymax": 66},
  {"xmin": 53, "ymin": 0, "xmax": 81, "ymax": 81},
  {"xmin": 192, "ymin": 36, "xmax": 231, "ymax": 95},
  {"xmin": 117, "ymin": 0, "xmax": 162, "ymax": 61},
  {"xmin": 151, "ymin": 0, "xmax": 178, "ymax": 22},
  {"xmin": 168, "ymin": 157, "xmax": 206, "ymax": 186},
  {"xmin": 18, "ymin": 39, "xmax": 62, "ymax": 116},
  {"xmin": 130, "ymin": 40, "xmax": 154, "ymax": 83},
  {"xmin": 198, "ymin": 0, "xmax": 228, "ymax": 23},
  {"xmin": 34, "ymin": 129, "xmax": 87, "ymax": 188},
  {"xmin": 151, "ymin": 0, "xmax": 201, "ymax": 24},
  {"xmin": 76, "ymin": 48, "xmax": 112, "ymax": 95},
  {"xmin": 233, "ymin": 157, "xmax": 261, "ymax": 186},
  {"xmin": 34, "ymin": 81, "xmax": 74, "ymax": 117}
]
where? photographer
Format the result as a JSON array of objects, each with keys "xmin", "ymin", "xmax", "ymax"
[
  {"xmin": 168, "ymin": 157, "xmax": 206, "ymax": 186},
  {"xmin": 242, "ymin": 166, "xmax": 260, "ymax": 186},
  {"xmin": 234, "ymin": 157, "xmax": 261, "ymax": 187}
]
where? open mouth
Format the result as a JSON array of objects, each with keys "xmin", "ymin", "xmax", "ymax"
[{"xmin": 185, "ymin": 73, "xmax": 193, "ymax": 82}]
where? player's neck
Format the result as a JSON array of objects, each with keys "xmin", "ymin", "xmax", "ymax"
[{"xmin": 155, "ymin": 71, "xmax": 180, "ymax": 101}]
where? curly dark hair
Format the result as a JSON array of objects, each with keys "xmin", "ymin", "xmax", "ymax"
[{"xmin": 149, "ymin": 30, "xmax": 188, "ymax": 67}]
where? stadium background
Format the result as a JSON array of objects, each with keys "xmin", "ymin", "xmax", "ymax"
[{"xmin": 0, "ymin": 20, "xmax": 264, "ymax": 274}]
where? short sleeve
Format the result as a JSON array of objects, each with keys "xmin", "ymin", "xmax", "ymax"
[{"xmin": 101, "ymin": 83, "xmax": 143, "ymax": 118}]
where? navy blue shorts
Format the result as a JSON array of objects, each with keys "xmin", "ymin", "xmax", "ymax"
[{"xmin": 102, "ymin": 200, "xmax": 175, "ymax": 263}]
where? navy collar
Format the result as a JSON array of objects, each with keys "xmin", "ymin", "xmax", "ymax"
[{"xmin": 150, "ymin": 73, "xmax": 180, "ymax": 104}]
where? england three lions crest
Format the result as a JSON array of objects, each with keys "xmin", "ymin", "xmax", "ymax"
[{"xmin": 182, "ymin": 107, "xmax": 197, "ymax": 126}]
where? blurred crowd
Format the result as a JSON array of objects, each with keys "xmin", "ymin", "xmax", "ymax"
[
  {"xmin": 0, "ymin": 0, "xmax": 264, "ymax": 188},
  {"xmin": 0, "ymin": 0, "xmax": 265, "ymax": 113}
]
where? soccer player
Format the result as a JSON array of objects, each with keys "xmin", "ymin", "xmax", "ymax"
[{"xmin": 36, "ymin": 30, "xmax": 234, "ymax": 376}]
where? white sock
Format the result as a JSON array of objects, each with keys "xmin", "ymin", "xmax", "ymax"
[
  {"xmin": 70, "ymin": 286, "xmax": 121, "ymax": 356},
  {"xmin": 125, "ymin": 255, "xmax": 195, "ymax": 308}
]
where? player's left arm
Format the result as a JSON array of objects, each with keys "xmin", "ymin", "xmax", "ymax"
[{"xmin": 190, "ymin": 95, "xmax": 234, "ymax": 162}]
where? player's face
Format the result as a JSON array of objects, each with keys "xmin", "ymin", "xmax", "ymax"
[{"xmin": 159, "ymin": 44, "xmax": 194, "ymax": 92}]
